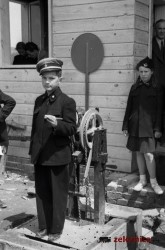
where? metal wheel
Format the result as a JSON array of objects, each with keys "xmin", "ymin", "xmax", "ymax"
[{"xmin": 79, "ymin": 108, "xmax": 103, "ymax": 149}]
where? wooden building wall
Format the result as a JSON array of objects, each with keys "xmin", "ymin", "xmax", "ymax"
[
  {"xmin": 1, "ymin": 0, "xmax": 151, "ymax": 174},
  {"xmin": 0, "ymin": 69, "xmax": 41, "ymax": 174},
  {"xmin": 51, "ymin": 0, "xmax": 150, "ymax": 172}
]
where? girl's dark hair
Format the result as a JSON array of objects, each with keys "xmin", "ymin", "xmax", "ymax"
[{"xmin": 136, "ymin": 57, "xmax": 154, "ymax": 71}]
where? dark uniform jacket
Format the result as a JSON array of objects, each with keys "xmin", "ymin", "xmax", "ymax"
[
  {"xmin": 152, "ymin": 37, "xmax": 165, "ymax": 87},
  {"xmin": 29, "ymin": 87, "xmax": 76, "ymax": 165},
  {"xmin": 0, "ymin": 90, "xmax": 16, "ymax": 146},
  {"xmin": 122, "ymin": 77, "xmax": 163, "ymax": 137}
]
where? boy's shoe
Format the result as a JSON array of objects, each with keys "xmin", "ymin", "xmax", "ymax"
[
  {"xmin": 0, "ymin": 200, "xmax": 7, "ymax": 208},
  {"xmin": 133, "ymin": 182, "xmax": 147, "ymax": 192},
  {"xmin": 151, "ymin": 184, "xmax": 163, "ymax": 195},
  {"xmin": 36, "ymin": 229, "xmax": 47, "ymax": 238},
  {"xmin": 48, "ymin": 233, "xmax": 61, "ymax": 242}
]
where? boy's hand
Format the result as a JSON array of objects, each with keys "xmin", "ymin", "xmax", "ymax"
[
  {"xmin": 154, "ymin": 131, "xmax": 162, "ymax": 139},
  {"xmin": 44, "ymin": 115, "xmax": 57, "ymax": 127}
]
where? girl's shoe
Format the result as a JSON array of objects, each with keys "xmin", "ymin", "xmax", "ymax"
[
  {"xmin": 151, "ymin": 184, "xmax": 163, "ymax": 195},
  {"xmin": 133, "ymin": 181, "xmax": 147, "ymax": 192}
]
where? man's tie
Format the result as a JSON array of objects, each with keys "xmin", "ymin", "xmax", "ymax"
[{"xmin": 161, "ymin": 40, "xmax": 164, "ymax": 59}]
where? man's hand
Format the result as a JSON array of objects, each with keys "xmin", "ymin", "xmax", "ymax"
[
  {"xmin": 154, "ymin": 131, "xmax": 162, "ymax": 139},
  {"xmin": 44, "ymin": 115, "xmax": 57, "ymax": 127}
]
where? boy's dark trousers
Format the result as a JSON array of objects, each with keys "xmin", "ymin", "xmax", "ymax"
[{"xmin": 34, "ymin": 164, "xmax": 69, "ymax": 234}]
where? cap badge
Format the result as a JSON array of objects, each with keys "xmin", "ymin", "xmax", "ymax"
[{"xmin": 143, "ymin": 63, "xmax": 148, "ymax": 67}]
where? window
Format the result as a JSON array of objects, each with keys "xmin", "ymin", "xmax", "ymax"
[{"xmin": 0, "ymin": 0, "xmax": 51, "ymax": 67}]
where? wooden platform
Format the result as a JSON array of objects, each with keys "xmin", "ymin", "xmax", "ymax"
[
  {"xmin": 0, "ymin": 204, "xmax": 142, "ymax": 250},
  {"xmin": 0, "ymin": 218, "xmax": 126, "ymax": 250}
]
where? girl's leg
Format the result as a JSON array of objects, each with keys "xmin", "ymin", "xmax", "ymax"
[
  {"xmin": 136, "ymin": 151, "xmax": 146, "ymax": 175},
  {"xmin": 144, "ymin": 153, "xmax": 163, "ymax": 195},
  {"xmin": 144, "ymin": 153, "xmax": 155, "ymax": 178},
  {"xmin": 133, "ymin": 152, "xmax": 147, "ymax": 191}
]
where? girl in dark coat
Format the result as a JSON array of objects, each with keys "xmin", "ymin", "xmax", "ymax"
[{"xmin": 122, "ymin": 57, "xmax": 163, "ymax": 195}]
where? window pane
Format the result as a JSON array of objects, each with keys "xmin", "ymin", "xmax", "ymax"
[
  {"xmin": 9, "ymin": 2, "xmax": 22, "ymax": 48},
  {"xmin": 30, "ymin": 3, "xmax": 41, "ymax": 48},
  {"xmin": 9, "ymin": 2, "xmax": 22, "ymax": 64}
]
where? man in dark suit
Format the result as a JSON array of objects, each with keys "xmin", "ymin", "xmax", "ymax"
[
  {"xmin": 0, "ymin": 90, "xmax": 16, "ymax": 208},
  {"xmin": 152, "ymin": 19, "xmax": 165, "ymax": 87},
  {"xmin": 152, "ymin": 19, "xmax": 165, "ymax": 185},
  {"xmin": 29, "ymin": 58, "xmax": 77, "ymax": 242}
]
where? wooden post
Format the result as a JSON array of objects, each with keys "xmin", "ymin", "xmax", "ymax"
[
  {"xmin": 94, "ymin": 158, "xmax": 105, "ymax": 224},
  {"xmin": 92, "ymin": 129, "xmax": 108, "ymax": 225}
]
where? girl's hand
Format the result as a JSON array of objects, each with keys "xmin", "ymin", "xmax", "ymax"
[
  {"xmin": 154, "ymin": 131, "xmax": 162, "ymax": 139},
  {"xmin": 123, "ymin": 130, "xmax": 128, "ymax": 137}
]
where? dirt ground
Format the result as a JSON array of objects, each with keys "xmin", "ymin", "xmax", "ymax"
[
  {"xmin": 0, "ymin": 172, "xmax": 165, "ymax": 250},
  {"xmin": 0, "ymin": 172, "xmax": 37, "ymax": 234}
]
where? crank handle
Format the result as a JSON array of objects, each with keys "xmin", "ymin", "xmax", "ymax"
[{"xmin": 82, "ymin": 177, "xmax": 87, "ymax": 186}]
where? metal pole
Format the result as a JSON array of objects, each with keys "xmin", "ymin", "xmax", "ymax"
[{"xmin": 85, "ymin": 42, "xmax": 89, "ymax": 111}]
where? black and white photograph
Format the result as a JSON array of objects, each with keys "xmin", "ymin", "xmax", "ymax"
[{"xmin": 0, "ymin": 0, "xmax": 165, "ymax": 249}]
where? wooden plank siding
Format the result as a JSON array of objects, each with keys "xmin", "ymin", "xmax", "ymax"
[
  {"xmin": 52, "ymin": 0, "xmax": 138, "ymax": 172},
  {"xmin": 1, "ymin": 0, "xmax": 151, "ymax": 173}
]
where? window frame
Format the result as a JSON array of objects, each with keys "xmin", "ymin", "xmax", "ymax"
[{"xmin": 0, "ymin": 0, "xmax": 52, "ymax": 68}]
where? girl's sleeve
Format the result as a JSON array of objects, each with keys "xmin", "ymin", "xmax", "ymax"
[{"xmin": 154, "ymin": 86, "xmax": 164, "ymax": 132}]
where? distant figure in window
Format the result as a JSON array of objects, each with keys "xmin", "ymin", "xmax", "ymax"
[
  {"xmin": 25, "ymin": 42, "xmax": 39, "ymax": 64},
  {"xmin": 13, "ymin": 42, "xmax": 27, "ymax": 65}
]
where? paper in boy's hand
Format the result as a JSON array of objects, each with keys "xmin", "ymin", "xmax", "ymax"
[
  {"xmin": 44, "ymin": 114, "xmax": 56, "ymax": 122},
  {"xmin": 44, "ymin": 115, "xmax": 62, "ymax": 127},
  {"xmin": 44, "ymin": 115, "xmax": 63, "ymax": 121}
]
